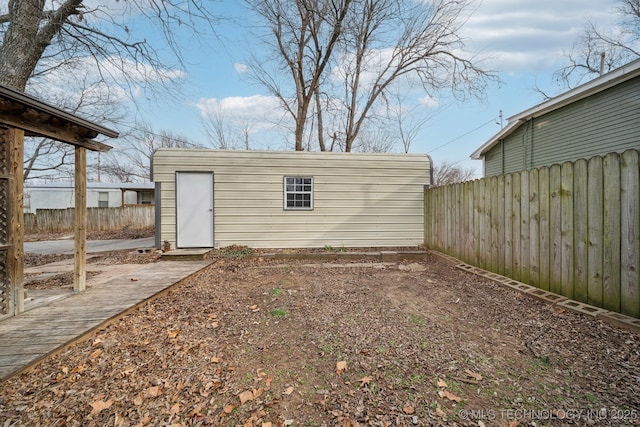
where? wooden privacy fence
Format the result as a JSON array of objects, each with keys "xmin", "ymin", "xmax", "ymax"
[
  {"xmin": 424, "ymin": 149, "xmax": 640, "ymax": 319},
  {"xmin": 24, "ymin": 206, "xmax": 155, "ymax": 234}
]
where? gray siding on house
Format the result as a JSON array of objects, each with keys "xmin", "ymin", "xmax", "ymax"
[
  {"xmin": 152, "ymin": 149, "xmax": 431, "ymax": 249},
  {"xmin": 484, "ymin": 75, "xmax": 640, "ymax": 176}
]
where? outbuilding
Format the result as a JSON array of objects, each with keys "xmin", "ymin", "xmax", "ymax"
[{"xmin": 152, "ymin": 149, "xmax": 431, "ymax": 249}]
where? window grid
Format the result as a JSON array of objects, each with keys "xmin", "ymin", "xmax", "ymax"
[
  {"xmin": 98, "ymin": 192, "xmax": 109, "ymax": 208},
  {"xmin": 284, "ymin": 176, "xmax": 313, "ymax": 210}
]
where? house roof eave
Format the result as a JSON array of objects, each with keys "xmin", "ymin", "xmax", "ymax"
[{"xmin": 470, "ymin": 58, "xmax": 640, "ymax": 160}]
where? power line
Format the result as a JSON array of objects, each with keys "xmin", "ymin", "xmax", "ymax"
[{"xmin": 429, "ymin": 116, "xmax": 498, "ymax": 153}]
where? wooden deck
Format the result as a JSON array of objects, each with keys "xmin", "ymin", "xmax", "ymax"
[{"xmin": 0, "ymin": 259, "xmax": 212, "ymax": 381}]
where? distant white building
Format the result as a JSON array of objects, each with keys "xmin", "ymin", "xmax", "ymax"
[{"xmin": 24, "ymin": 182, "xmax": 155, "ymax": 213}]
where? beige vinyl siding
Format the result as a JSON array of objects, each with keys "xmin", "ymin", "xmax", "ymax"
[
  {"xmin": 483, "ymin": 75, "xmax": 640, "ymax": 176},
  {"xmin": 152, "ymin": 149, "xmax": 431, "ymax": 248}
]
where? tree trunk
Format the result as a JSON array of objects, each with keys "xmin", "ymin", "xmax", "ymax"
[{"xmin": 0, "ymin": 0, "xmax": 83, "ymax": 90}]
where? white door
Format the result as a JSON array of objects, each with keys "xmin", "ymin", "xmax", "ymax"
[{"xmin": 176, "ymin": 172, "xmax": 214, "ymax": 248}]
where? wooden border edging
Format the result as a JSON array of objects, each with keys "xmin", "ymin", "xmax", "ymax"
[
  {"xmin": 430, "ymin": 250, "xmax": 640, "ymax": 334},
  {"xmin": 262, "ymin": 251, "xmax": 427, "ymax": 262}
]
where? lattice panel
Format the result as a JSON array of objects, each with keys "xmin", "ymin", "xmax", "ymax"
[
  {"xmin": 0, "ymin": 126, "xmax": 7, "ymax": 246},
  {"xmin": 0, "ymin": 127, "xmax": 6, "ymax": 174},
  {"xmin": 0, "ymin": 179, "xmax": 7, "ymax": 245},
  {"xmin": 0, "ymin": 249, "xmax": 7, "ymax": 315},
  {"xmin": 0, "ymin": 127, "xmax": 9, "ymax": 315}
]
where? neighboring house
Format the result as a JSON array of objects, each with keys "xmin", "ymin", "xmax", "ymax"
[
  {"xmin": 24, "ymin": 182, "xmax": 155, "ymax": 213},
  {"xmin": 152, "ymin": 149, "xmax": 432, "ymax": 249},
  {"xmin": 471, "ymin": 58, "xmax": 640, "ymax": 176}
]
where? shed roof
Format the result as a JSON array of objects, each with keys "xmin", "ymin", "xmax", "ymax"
[
  {"xmin": 471, "ymin": 58, "xmax": 640, "ymax": 160},
  {"xmin": 0, "ymin": 83, "xmax": 117, "ymax": 151}
]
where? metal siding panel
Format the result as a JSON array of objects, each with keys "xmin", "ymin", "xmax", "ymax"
[
  {"xmin": 152, "ymin": 149, "xmax": 430, "ymax": 248},
  {"xmin": 482, "ymin": 76, "xmax": 640, "ymax": 176},
  {"xmin": 484, "ymin": 147, "xmax": 502, "ymax": 177},
  {"xmin": 502, "ymin": 127, "xmax": 527, "ymax": 174},
  {"xmin": 531, "ymin": 76, "xmax": 639, "ymax": 169}
]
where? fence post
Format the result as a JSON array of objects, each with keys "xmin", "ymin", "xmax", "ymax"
[
  {"xmin": 620, "ymin": 150, "xmax": 639, "ymax": 318},
  {"xmin": 587, "ymin": 156, "xmax": 604, "ymax": 308},
  {"xmin": 603, "ymin": 153, "xmax": 621, "ymax": 312}
]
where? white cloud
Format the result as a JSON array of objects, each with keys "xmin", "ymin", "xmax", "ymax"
[
  {"xmin": 197, "ymin": 94, "xmax": 286, "ymax": 131},
  {"xmin": 418, "ymin": 95, "xmax": 440, "ymax": 108},
  {"xmin": 234, "ymin": 62, "xmax": 248, "ymax": 73},
  {"xmin": 463, "ymin": 0, "xmax": 620, "ymax": 72}
]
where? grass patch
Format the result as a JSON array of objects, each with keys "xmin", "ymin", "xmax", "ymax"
[
  {"xmin": 270, "ymin": 308, "xmax": 289, "ymax": 317},
  {"xmin": 270, "ymin": 288, "xmax": 283, "ymax": 297},
  {"xmin": 409, "ymin": 313, "xmax": 426, "ymax": 326},
  {"xmin": 529, "ymin": 355, "xmax": 552, "ymax": 372},
  {"xmin": 323, "ymin": 245, "xmax": 348, "ymax": 252}
]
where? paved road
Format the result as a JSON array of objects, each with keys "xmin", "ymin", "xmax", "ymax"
[{"xmin": 24, "ymin": 237, "xmax": 156, "ymax": 255}]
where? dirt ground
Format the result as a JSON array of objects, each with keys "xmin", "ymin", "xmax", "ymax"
[{"xmin": 2, "ymin": 246, "xmax": 639, "ymax": 426}]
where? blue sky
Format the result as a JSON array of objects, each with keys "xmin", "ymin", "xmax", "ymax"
[{"xmin": 132, "ymin": 0, "xmax": 620, "ymax": 178}]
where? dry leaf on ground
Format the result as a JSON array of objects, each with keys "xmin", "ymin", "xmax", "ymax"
[
  {"xmin": 359, "ymin": 376, "xmax": 372, "ymax": 387},
  {"xmin": 443, "ymin": 390, "xmax": 461, "ymax": 402},
  {"xmin": 464, "ymin": 368, "xmax": 482, "ymax": 381},
  {"xmin": 239, "ymin": 390, "xmax": 255, "ymax": 404},
  {"xmin": 89, "ymin": 398, "xmax": 113, "ymax": 415},
  {"xmin": 223, "ymin": 403, "xmax": 237, "ymax": 413},
  {"xmin": 145, "ymin": 386, "xmax": 162, "ymax": 398}
]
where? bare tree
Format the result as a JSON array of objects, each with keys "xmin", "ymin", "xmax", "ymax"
[
  {"xmin": 202, "ymin": 104, "xmax": 238, "ymax": 150},
  {"xmin": 387, "ymin": 94, "xmax": 434, "ymax": 153},
  {"xmin": 246, "ymin": 0, "xmax": 353, "ymax": 151},
  {"xmin": 23, "ymin": 73, "xmax": 127, "ymax": 181},
  {"xmin": 101, "ymin": 124, "xmax": 201, "ymax": 182},
  {"xmin": 1, "ymin": 0, "xmax": 220, "ymax": 180},
  {"xmin": 554, "ymin": 0, "xmax": 640, "ymax": 88},
  {"xmin": 432, "ymin": 161, "xmax": 476, "ymax": 186},
  {"xmin": 202, "ymin": 105, "xmax": 256, "ymax": 150},
  {"xmin": 0, "ymin": 1, "xmax": 220, "ymax": 92},
  {"xmin": 246, "ymin": 0, "xmax": 494, "ymax": 152},
  {"xmin": 337, "ymin": 0, "xmax": 493, "ymax": 152}
]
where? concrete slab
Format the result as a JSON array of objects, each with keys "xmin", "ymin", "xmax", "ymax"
[
  {"xmin": 161, "ymin": 248, "xmax": 212, "ymax": 261},
  {"xmin": 24, "ymin": 237, "xmax": 155, "ymax": 255}
]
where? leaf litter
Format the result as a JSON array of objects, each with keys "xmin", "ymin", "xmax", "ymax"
[{"xmin": 1, "ymin": 252, "xmax": 639, "ymax": 426}]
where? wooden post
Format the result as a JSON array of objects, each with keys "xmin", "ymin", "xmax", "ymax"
[
  {"xmin": 9, "ymin": 127, "xmax": 24, "ymax": 314},
  {"xmin": 74, "ymin": 146, "xmax": 87, "ymax": 293}
]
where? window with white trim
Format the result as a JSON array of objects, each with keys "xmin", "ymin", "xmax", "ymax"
[
  {"xmin": 284, "ymin": 176, "xmax": 313, "ymax": 210},
  {"xmin": 98, "ymin": 191, "xmax": 109, "ymax": 208}
]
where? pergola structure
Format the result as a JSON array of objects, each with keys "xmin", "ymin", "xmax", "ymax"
[{"xmin": 0, "ymin": 84, "xmax": 118, "ymax": 320}]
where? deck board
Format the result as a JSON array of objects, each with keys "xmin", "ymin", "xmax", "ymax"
[{"xmin": 0, "ymin": 260, "xmax": 211, "ymax": 381}]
